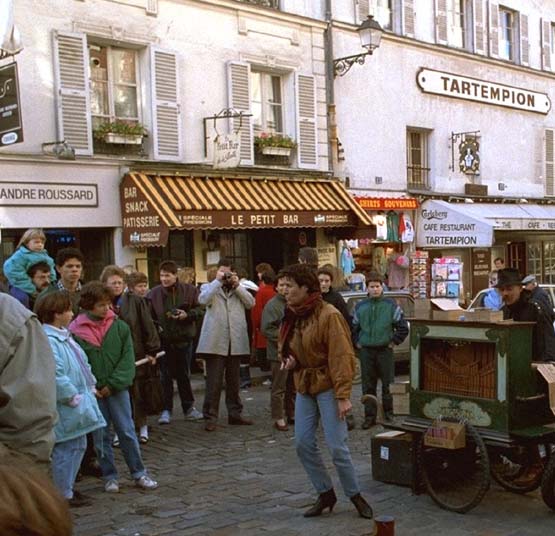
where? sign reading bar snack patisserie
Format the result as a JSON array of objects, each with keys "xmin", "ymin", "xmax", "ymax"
[{"xmin": 417, "ymin": 68, "xmax": 551, "ymax": 115}]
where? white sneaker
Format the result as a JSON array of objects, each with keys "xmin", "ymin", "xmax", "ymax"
[
  {"xmin": 139, "ymin": 425, "xmax": 149, "ymax": 444},
  {"xmin": 158, "ymin": 410, "xmax": 171, "ymax": 425},
  {"xmin": 184, "ymin": 407, "xmax": 204, "ymax": 421},
  {"xmin": 262, "ymin": 379, "xmax": 272, "ymax": 387},
  {"xmin": 112, "ymin": 433, "xmax": 120, "ymax": 447},
  {"xmin": 104, "ymin": 479, "xmax": 119, "ymax": 493},
  {"xmin": 135, "ymin": 475, "xmax": 158, "ymax": 490}
]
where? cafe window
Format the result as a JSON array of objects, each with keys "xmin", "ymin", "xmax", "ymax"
[
  {"xmin": 88, "ymin": 44, "xmax": 141, "ymax": 130},
  {"xmin": 251, "ymin": 71, "xmax": 284, "ymax": 136},
  {"xmin": 219, "ymin": 231, "xmax": 250, "ymax": 273},
  {"xmin": 499, "ymin": 6, "xmax": 516, "ymax": 61},
  {"xmin": 406, "ymin": 128, "xmax": 430, "ymax": 190},
  {"xmin": 527, "ymin": 242, "xmax": 542, "ymax": 281},
  {"xmin": 545, "ymin": 242, "xmax": 555, "ymax": 284}
]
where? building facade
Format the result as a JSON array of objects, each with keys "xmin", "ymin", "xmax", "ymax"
[
  {"xmin": 1, "ymin": 0, "xmax": 373, "ymax": 283},
  {"xmin": 331, "ymin": 0, "xmax": 555, "ymax": 297}
]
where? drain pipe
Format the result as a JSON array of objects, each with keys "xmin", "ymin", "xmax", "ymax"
[{"xmin": 324, "ymin": 0, "xmax": 337, "ymax": 173}]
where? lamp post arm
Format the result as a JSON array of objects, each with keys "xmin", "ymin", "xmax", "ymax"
[{"xmin": 333, "ymin": 51, "xmax": 372, "ymax": 78}]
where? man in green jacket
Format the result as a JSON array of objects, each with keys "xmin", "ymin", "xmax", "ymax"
[{"xmin": 352, "ymin": 271, "xmax": 409, "ymax": 428}]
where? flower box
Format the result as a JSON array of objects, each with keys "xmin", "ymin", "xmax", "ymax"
[
  {"xmin": 104, "ymin": 133, "xmax": 143, "ymax": 145},
  {"xmin": 261, "ymin": 146, "xmax": 291, "ymax": 156}
]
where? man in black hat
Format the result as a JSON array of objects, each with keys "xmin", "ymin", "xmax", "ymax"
[{"xmin": 497, "ymin": 268, "xmax": 555, "ymax": 361}]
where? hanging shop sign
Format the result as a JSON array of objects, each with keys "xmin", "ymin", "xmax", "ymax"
[
  {"xmin": 355, "ymin": 197, "xmax": 418, "ymax": 210},
  {"xmin": 417, "ymin": 200, "xmax": 493, "ymax": 248},
  {"xmin": 0, "ymin": 62, "xmax": 23, "ymax": 146},
  {"xmin": 0, "ymin": 181, "xmax": 97, "ymax": 206},
  {"xmin": 213, "ymin": 132, "xmax": 240, "ymax": 169},
  {"xmin": 416, "ymin": 68, "xmax": 551, "ymax": 115}
]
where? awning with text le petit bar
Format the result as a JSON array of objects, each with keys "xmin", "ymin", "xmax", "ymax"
[{"xmin": 120, "ymin": 172, "xmax": 373, "ymax": 247}]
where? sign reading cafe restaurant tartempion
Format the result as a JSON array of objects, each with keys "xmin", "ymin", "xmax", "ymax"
[{"xmin": 417, "ymin": 68, "xmax": 551, "ymax": 115}]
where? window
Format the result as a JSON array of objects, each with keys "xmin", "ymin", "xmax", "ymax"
[
  {"xmin": 527, "ymin": 243, "xmax": 542, "ymax": 282},
  {"xmin": 406, "ymin": 129, "xmax": 430, "ymax": 190},
  {"xmin": 219, "ymin": 231, "xmax": 250, "ymax": 272},
  {"xmin": 372, "ymin": 0, "xmax": 392, "ymax": 31},
  {"xmin": 251, "ymin": 71, "xmax": 284, "ymax": 135},
  {"xmin": 88, "ymin": 44, "xmax": 140, "ymax": 130},
  {"xmin": 448, "ymin": 0, "xmax": 466, "ymax": 48},
  {"xmin": 499, "ymin": 7, "xmax": 516, "ymax": 61}
]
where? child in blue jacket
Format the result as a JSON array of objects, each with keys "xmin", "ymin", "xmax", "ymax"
[
  {"xmin": 3, "ymin": 228, "xmax": 56, "ymax": 296},
  {"xmin": 352, "ymin": 271, "xmax": 409, "ymax": 429}
]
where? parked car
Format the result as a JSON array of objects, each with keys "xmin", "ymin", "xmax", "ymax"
[
  {"xmin": 339, "ymin": 289, "xmax": 414, "ymax": 366},
  {"xmin": 466, "ymin": 284, "xmax": 555, "ymax": 312}
]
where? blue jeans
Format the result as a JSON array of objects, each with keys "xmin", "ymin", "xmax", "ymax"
[
  {"xmin": 51, "ymin": 435, "xmax": 87, "ymax": 499},
  {"xmin": 295, "ymin": 389, "xmax": 360, "ymax": 498},
  {"xmin": 93, "ymin": 389, "xmax": 146, "ymax": 481}
]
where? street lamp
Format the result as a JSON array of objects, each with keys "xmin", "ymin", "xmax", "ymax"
[{"xmin": 333, "ymin": 16, "xmax": 384, "ymax": 77}]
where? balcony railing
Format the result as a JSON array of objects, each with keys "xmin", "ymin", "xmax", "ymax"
[
  {"xmin": 238, "ymin": 0, "xmax": 280, "ymax": 8},
  {"xmin": 407, "ymin": 166, "xmax": 431, "ymax": 190}
]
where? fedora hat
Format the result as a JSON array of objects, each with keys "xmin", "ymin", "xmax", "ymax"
[{"xmin": 495, "ymin": 268, "xmax": 522, "ymax": 288}]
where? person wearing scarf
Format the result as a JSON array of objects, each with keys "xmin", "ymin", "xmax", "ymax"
[
  {"xmin": 69, "ymin": 282, "xmax": 158, "ymax": 494},
  {"xmin": 278, "ymin": 264, "xmax": 373, "ymax": 520},
  {"xmin": 36, "ymin": 290, "xmax": 105, "ymax": 507}
]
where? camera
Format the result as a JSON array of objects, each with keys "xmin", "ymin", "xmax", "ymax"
[
  {"xmin": 171, "ymin": 308, "xmax": 180, "ymax": 316},
  {"xmin": 223, "ymin": 272, "xmax": 233, "ymax": 281}
]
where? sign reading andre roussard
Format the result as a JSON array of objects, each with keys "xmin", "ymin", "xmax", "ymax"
[
  {"xmin": 417, "ymin": 68, "xmax": 551, "ymax": 115},
  {"xmin": 0, "ymin": 62, "xmax": 23, "ymax": 146}
]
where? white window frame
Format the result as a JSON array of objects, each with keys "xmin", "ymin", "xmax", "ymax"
[
  {"xmin": 250, "ymin": 70, "xmax": 285, "ymax": 136},
  {"xmin": 499, "ymin": 6, "xmax": 517, "ymax": 61},
  {"xmin": 447, "ymin": 0, "xmax": 471, "ymax": 49},
  {"xmin": 406, "ymin": 128, "xmax": 430, "ymax": 190},
  {"xmin": 88, "ymin": 43, "xmax": 142, "ymax": 127},
  {"xmin": 371, "ymin": 0, "xmax": 393, "ymax": 31}
]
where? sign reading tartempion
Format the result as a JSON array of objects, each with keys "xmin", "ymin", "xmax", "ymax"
[{"xmin": 417, "ymin": 68, "xmax": 551, "ymax": 115}]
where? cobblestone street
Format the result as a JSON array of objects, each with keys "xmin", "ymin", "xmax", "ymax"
[{"xmin": 73, "ymin": 377, "xmax": 554, "ymax": 536}]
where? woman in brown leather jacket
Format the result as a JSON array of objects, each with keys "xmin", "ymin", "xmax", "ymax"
[{"xmin": 279, "ymin": 264, "xmax": 373, "ymax": 519}]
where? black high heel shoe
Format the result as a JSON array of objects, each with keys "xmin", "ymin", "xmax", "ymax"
[
  {"xmin": 303, "ymin": 488, "xmax": 337, "ymax": 517},
  {"xmin": 350, "ymin": 493, "xmax": 373, "ymax": 519}
]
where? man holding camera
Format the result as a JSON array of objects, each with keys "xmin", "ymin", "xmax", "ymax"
[
  {"xmin": 148, "ymin": 261, "xmax": 204, "ymax": 425},
  {"xmin": 197, "ymin": 258, "xmax": 255, "ymax": 431}
]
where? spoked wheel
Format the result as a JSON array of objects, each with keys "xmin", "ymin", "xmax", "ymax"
[
  {"xmin": 541, "ymin": 448, "xmax": 555, "ymax": 510},
  {"xmin": 490, "ymin": 444, "xmax": 552, "ymax": 494},
  {"xmin": 418, "ymin": 422, "xmax": 490, "ymax": 513}
]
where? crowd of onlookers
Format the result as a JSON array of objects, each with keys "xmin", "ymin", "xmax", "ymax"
[{"xmin": 1, "ymin": 229, "xmax": 414, "ymax": 530}]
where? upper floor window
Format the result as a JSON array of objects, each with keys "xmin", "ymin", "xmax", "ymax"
[
  {"xmin": 499, "ymin": 7, "xmax": 516, "ymax": 61},
  {"xmin": 251, "ymin": 71, "xmax": 283, "ymax": 135},
  {"xmin": 407, "ymin": 128, "xmax": 430, "ymax": 190},
  {"xmin": 448, "ymin": 0, "xmax": 465, "ymax": 48},
  {"xmin": 88, "ymin": 44, "xmax": 140, "ymax": 130},
  {"xmin": 238, "ymin": 0, "xmax": 279, "ymax": 7},
  {"xmin": 372, "ymin": 0, "xmax": 392, "ymax": 31}
]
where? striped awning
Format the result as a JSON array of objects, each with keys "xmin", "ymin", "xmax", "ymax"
[{"xmin": 120, "ymin": 172, "xmax": 372, "ymax": 246}]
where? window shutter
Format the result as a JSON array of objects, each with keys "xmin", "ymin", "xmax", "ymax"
[
  {"xmin": 473, "ymin": 0, "xmax": 486, "ymax": 55},
  {"xmin": 53, "ymin": 31, "xmax": 92, "ymax": 155},
  {"xmin": 489, "ymin": 2, "xmax": 499, "ymax": 58},
  {"xmin": 295, "ymin": 73, "xmax": 318, "ymax": 170},
  {"xmin": 520, "ymin": 13, "xmax": 529, "ymax": 66},
  {"xmin": 542, "ymin": 19, "xmax": 552, "ymax": 71},
  {"xmin": 546, "ymin": 129, "xmax": 555, "ymax": 197},
  {"xmin": 435, "ymin": 0, "xmax": 448, "ymax": 45},
  {"xmin": 227, "ymin": 61, "xmax": 253, "ymax": 166},
  {"xmin": 402, "ymin": 0, "xmax": 415, "ymax": 38},
  {"xmin": 150, "ymin": 47, "xmax": 182, "ymax": 161},
  {"xmin": 357, "ymin": 0, "xmax": 370, "ymax": 24}
]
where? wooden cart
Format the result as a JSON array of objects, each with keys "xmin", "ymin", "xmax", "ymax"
[{"xmin": 393, "ymin": 318, "xmax": 555, "ymax": 513}]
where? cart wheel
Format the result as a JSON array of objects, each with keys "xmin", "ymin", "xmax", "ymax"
[
  {"xmin": 490, "ymin": 444, "xmax": 551, "ymax": 494},
  {"xmin": 541, "ymin": 448, "xmax": 555, "ymax": 510},
  {"xmin": 418, "ymin": 422, "xmax": 490, "ymax": 513}
]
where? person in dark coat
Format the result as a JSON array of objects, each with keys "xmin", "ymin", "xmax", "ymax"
[
  {"xmin": 317, "ymin": 267, "xmax": 351, "ymax": 327},
  {"xmin": 497, "ymin": 268, "xmax": 555, "ymax": 362},
  {"xmin": 101, "ymin": 265, "xmax": 161, "ymax": 444},
  {"xmin": 522, "ymin": 275, "xmax": 554, "ymax": 320}
]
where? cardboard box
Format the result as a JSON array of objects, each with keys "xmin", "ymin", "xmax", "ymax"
[
  {"xmin": 371, "ymin": 432, "xmax": 415, "ymax": 487},
  {"xmin": 424, "ymin": 421, "xmax": 466, "ymax": 449},
  {"xmin": 393, "ymin": 392, "xmax": 409, "ymax": 415},
  {"xmin": 433, "ymin": 310, "xmax": 465, "ymax": 320},
  {"xmin": 390, "ymin": 381, "xmax": 410, "ymax": 394}
]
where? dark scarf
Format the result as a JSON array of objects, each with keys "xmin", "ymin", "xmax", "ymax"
[{"xmin": 279, "ymin": 292, "xmax": 322, "ymax": 363}]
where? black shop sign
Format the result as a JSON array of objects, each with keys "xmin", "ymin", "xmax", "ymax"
[{"xmin": 0, "ymin": 62, "xmax": 23, "ymax": 147}]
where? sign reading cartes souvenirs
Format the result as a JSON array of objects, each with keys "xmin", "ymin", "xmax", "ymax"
[
  {"xmin": 0, "ymin": 62, "xmax": 23, "ymax": 146},
  {"xmin": 355, "ymin": 197, "xmax": 418, "ymax": 210},
  {"xmin": 0, "ymin": 181, "xmax": 97, "ymax": 206},
  {"xmin": 417, "ymin": 68, "xmax": 551, "ymax": 115},
  {"xmin": 120, "ymin": 182, "xmax": 169, "ymax": 247}
]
